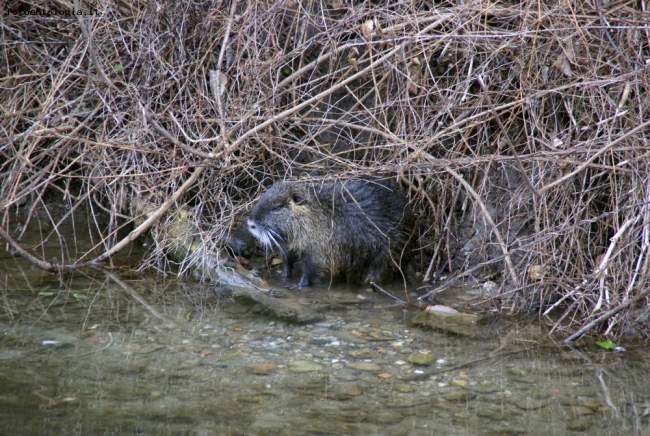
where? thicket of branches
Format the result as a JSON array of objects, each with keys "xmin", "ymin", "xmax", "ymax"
[{"xmin": 2, "ymin": 0, "xmax": 649, "ymax": 339}]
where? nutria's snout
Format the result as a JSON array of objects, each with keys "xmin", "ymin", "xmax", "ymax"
[
  {"xmin": 247, "ymin": 218, "xmax": 284, "ymax": 253},
  {"xmin": 246, "ymin": 218, "xmax": 267, "ymax": 243},
  {"xmin": 246, "ymin": 179, "xmax": 415, "ymax": 289}
]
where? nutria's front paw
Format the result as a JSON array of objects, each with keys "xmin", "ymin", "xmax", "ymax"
[
  {"xmin": 285, "ymin": 275, "xmax": 312, "ymax": 290},
  {"xmin": 285, "ymin": 283, "xmax": 307, "ymax": 291}
]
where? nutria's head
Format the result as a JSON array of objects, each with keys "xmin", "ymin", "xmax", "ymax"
[{"xmin": 246, "ymin": 182, "xmax": 313, "ymax": 253}]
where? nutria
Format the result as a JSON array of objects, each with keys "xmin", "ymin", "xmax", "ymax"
[{"xmin": 246, "ymin": 178, "xmax": 415, "ymax": 288}]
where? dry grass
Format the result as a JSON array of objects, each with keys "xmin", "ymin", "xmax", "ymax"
[{"xmin": 1, "ymin": 0, "xmax": 649, "ymax": 339}]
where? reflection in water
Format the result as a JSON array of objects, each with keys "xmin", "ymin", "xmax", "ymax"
[{"xmin": 1, "ymin": 255, "xmax": 649, "ymax": 436}]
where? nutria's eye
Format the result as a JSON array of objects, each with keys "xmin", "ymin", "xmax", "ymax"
[{"xmin": 272, "ymin": 200, "xmax": 284, "ymax": 211}]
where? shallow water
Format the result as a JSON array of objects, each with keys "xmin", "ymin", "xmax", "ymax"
[{"xmin": 1, "ymin": 254, "xmax": 649, "ymax": 436}]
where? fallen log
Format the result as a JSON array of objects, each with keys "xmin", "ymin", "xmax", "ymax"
[{"xmin": 132, "ymin": 197, "xmax": 324, "ymax": 324}]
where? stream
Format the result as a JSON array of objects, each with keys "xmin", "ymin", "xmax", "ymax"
[{"xmin": 1, "ymin": 250, "xmax": 649, "ymax": 435}]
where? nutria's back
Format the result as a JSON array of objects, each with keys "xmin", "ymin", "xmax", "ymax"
[{"xmin": 246, "ymin": 179, "xmax": 415, "ymax": 288}]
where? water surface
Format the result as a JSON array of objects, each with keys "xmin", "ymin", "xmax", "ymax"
[{"xmin": 1, "ymin": 254, "xmax": 648, "ymax": 435}]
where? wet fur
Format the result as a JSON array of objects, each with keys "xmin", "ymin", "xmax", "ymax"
[{"xmin": 247, "ymin": 179, "xmax": 415, "ymax": 287}]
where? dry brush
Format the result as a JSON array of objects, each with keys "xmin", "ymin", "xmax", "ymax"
[{"xmin": 1, "ymin": 0, "xmax": 649, "ymax": 339}]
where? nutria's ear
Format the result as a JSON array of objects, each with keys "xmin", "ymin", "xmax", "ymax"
[{"xmin": 291, "ymin": 191, "xmax": 305, "ymax": 205}]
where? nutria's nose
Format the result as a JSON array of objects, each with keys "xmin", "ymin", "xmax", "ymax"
[{"xmin": 247, "ymin": 219, "xmax": 256, "ymax": 231}]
